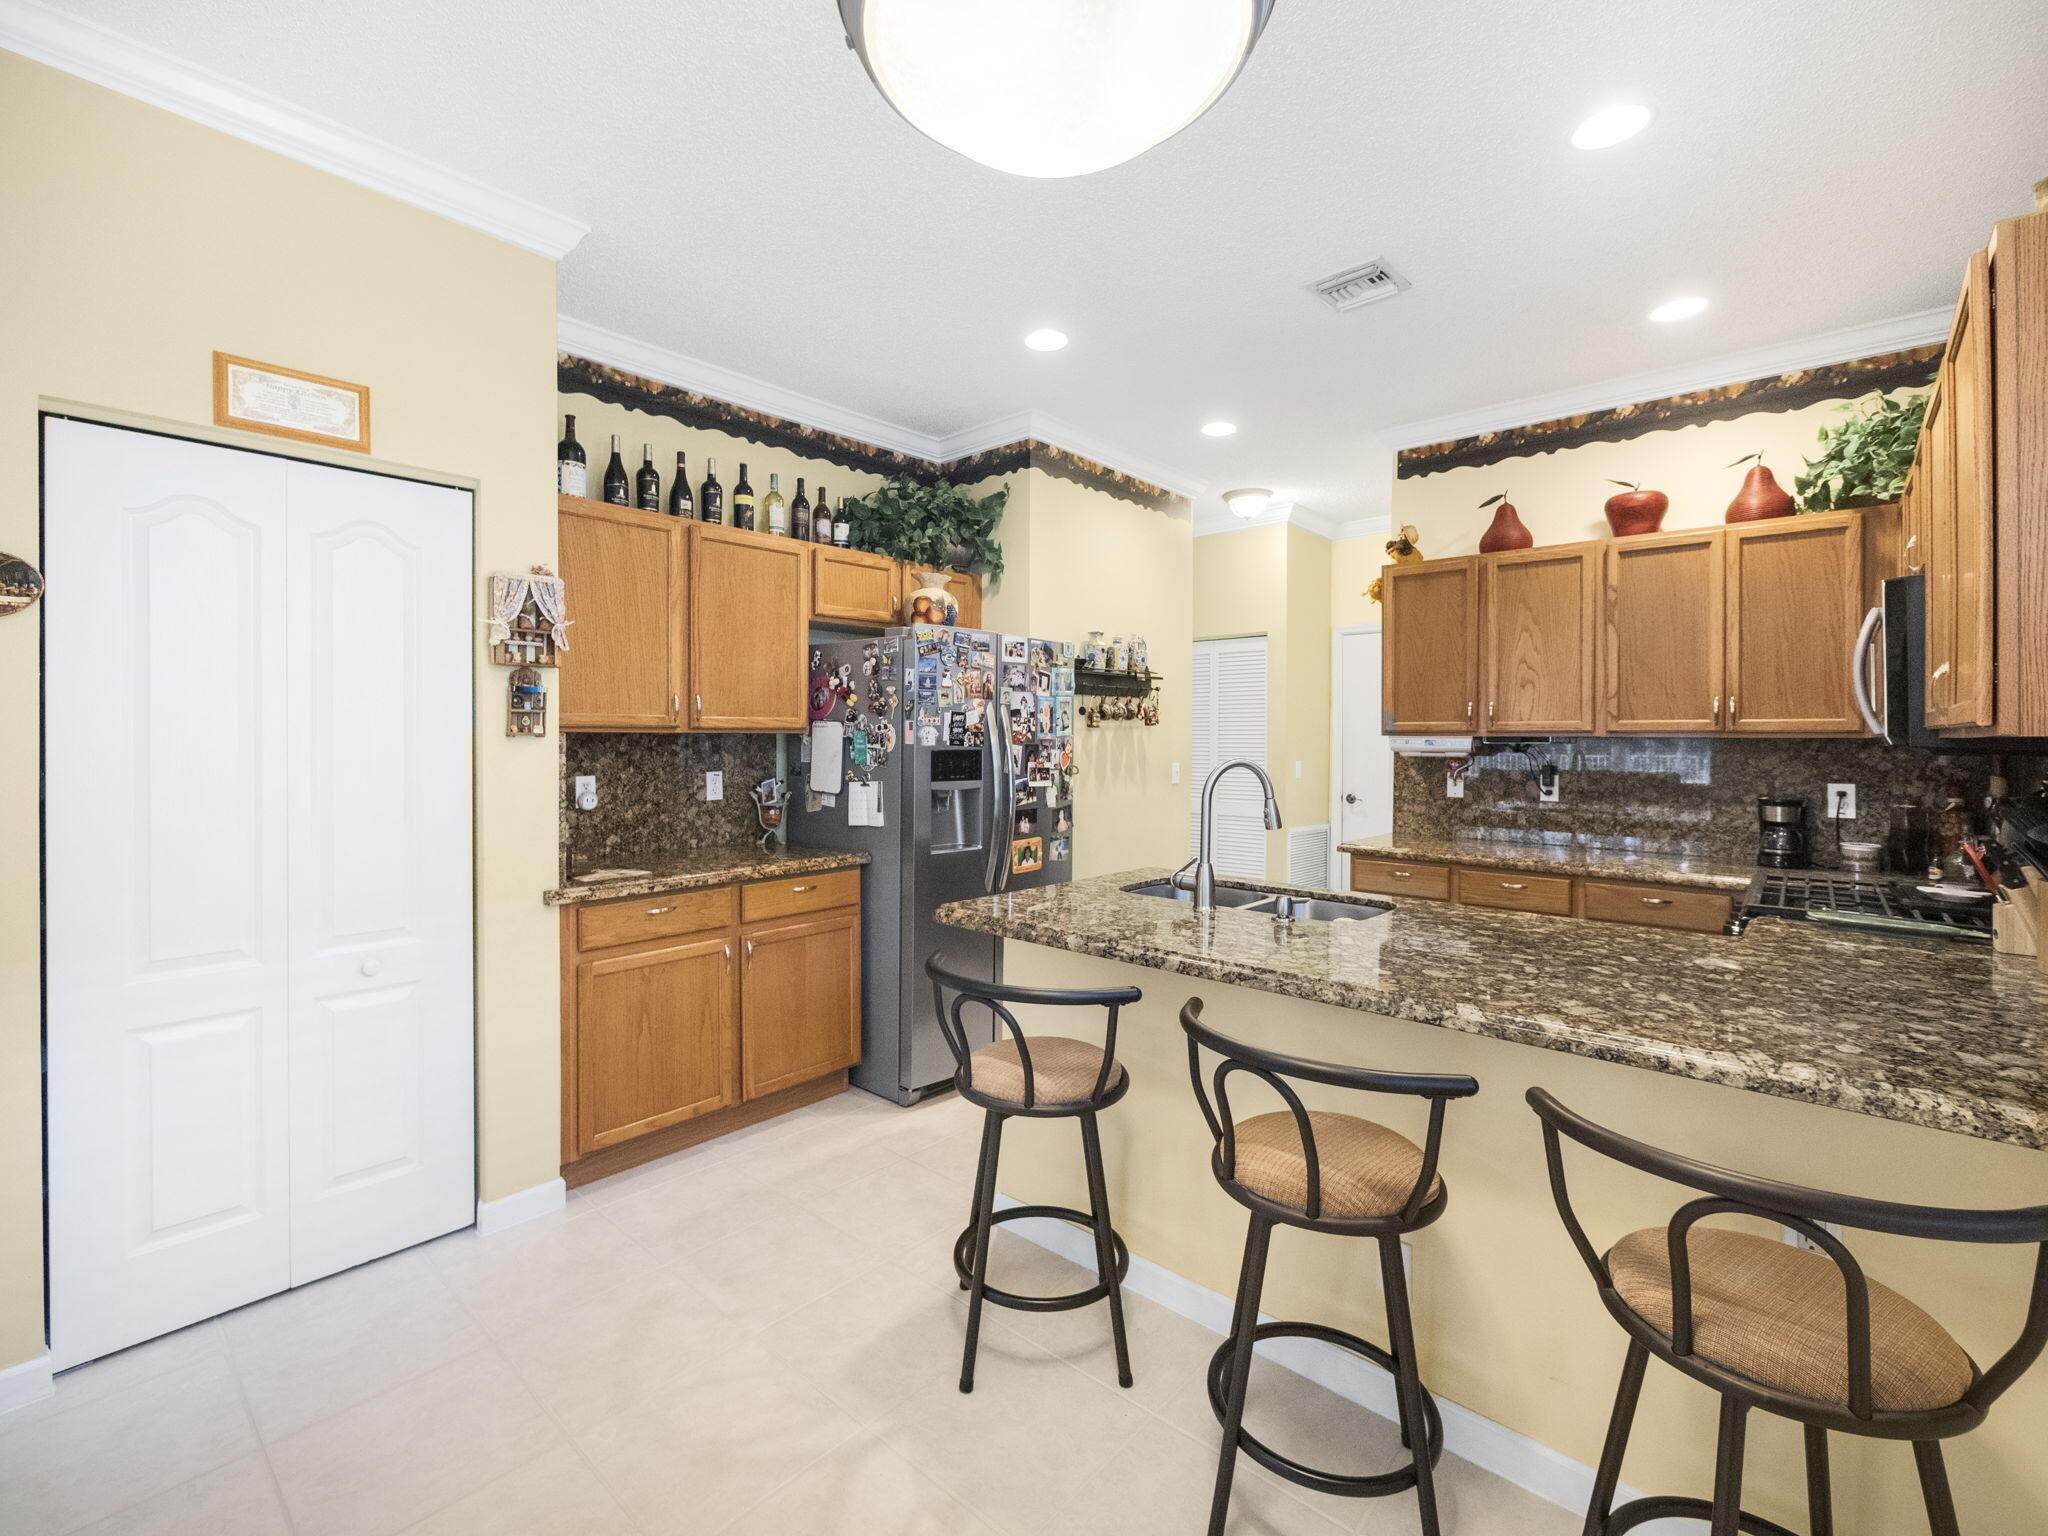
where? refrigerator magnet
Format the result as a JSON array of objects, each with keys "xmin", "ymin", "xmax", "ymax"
[{"xmin": 1010, "ymin": 837, "xmax": 1044, "ymax": 875}]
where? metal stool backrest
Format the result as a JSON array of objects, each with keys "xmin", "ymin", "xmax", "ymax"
[
  {"xmin": 1180, "ymin": 998, "xmax": 1479, "ymax": 1230},
  {"xmin": 926, "ymin": 952, "xmax": 1141, "ymax": 1112},
  {"xmin": 1528, "ymin": 1086, "xmax": 2048, "ymax": 1425}
]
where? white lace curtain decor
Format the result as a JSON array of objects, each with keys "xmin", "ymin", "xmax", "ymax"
[{"xmin": 488, "ymin": 571, "xmax": 570, "ymax": 651}]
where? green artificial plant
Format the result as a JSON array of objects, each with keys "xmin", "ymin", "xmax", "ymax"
[
  {"xmin": 1794, "ymin": 390, "xmax": 1928, "ymax": 512},
  {"xmin": 842, "ymin": 475, "xmax": 1007, "ymax": 585}
]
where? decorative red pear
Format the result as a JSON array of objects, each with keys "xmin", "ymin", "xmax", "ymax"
[
  {"xmin": 1603, "ymin": 481, "xmax": 1669, "ymax": 537},
  {"xmin": 1724, "ymin": 453, "xmax": 1796, "ymax": 522},
  {"xmin": 1476, "ymin": 492, "xmax": 1533, "ymax": 552}
]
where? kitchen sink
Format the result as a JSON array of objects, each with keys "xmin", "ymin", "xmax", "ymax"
[{"xmin": 1124, "ymin": 881, "xmax": 1387, "ymax": 923}]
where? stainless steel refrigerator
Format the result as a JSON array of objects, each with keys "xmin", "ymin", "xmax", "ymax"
[{"xmin": 787, "ymin": 626, "xmax": 1078, "ymax": 1103}]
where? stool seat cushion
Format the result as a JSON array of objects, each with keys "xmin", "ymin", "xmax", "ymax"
[
  {"xmin": 968, "ymin": 1036, "xmax": 1122, "ymax": 1106},
  {"xmin": 1227, "ymin": 1111, "xmax": 1439, "ymax": 1219},
  {"xmin": 1605, "ymin": 1225, "xmax": 1975, "ymax": 1412}
]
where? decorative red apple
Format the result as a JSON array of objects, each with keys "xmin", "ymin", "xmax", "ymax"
[{"xmin": 1604, "ymin": 481, "xmax": 1669, "ymax": 537}]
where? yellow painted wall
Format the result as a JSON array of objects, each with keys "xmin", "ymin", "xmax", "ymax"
[
  {"xmin": 1392, "ymin": 391, "xmax": 1923, "ymax": 555},
  {"xmin": 1330, "ymin": 532, "xmax": 1389, "ymax": 630},
  {"xmin": 997, "ymin": 943, "xmax": 2048, "ymax": 1535},
  {"xmin": 0, "ymin": 53, "xmax": 562, "ymax": 1372}
]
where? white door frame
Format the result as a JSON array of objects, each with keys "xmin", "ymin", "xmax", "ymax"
[{"xmin": 1328, "ymin": 622, "xmax": 1385, "ymax": 886}]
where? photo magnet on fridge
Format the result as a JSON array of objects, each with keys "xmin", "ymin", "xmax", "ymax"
[{"xmin": 1010, "ymin": 837, "xmax": 1043, "ymax": 875}]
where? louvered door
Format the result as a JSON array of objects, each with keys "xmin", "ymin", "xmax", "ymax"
[{"xmin": 1190, "ymin": 636, "xmax": 1271, "ymax": 879}]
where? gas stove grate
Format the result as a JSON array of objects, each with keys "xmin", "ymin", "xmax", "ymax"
[{"xmin": 1742, "ymin": 870, "xmax": 1994, "ymax": 936}]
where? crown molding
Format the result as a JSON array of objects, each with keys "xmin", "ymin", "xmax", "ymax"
[
  {"xmin": 1333, "ymin": 514, "xmax": 1393, "ymax": 543},
  {"xmin": 932, "ymin": 412, "xmax": 1206, "ymax": 502},
  {"xmin": 0, "ymin": 0, "xmax": 589, "ymax": 260},
  {"xmin": 1192, "ymin": 498, "xmax": 1346, "ymax": 540},
  {"xmin": 1377, "ymin": 307, "xmax": 1952, "ymax": 452}
]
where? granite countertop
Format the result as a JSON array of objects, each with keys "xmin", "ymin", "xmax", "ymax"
[
  {"xmin": 1338, "ymin": 835, "xmax": 1756, "ymax": 893},
  {"xmin": 545, "ymin": 844, "xmax": 868, "ymax": 905},
  {"xmin": 936, "ymin": 869, "xmax": 2048, "ymax": 1150}
]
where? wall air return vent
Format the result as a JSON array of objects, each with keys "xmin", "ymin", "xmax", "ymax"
[{"xmin": 1311, "ymin": 259, "xmax": 1411, "ymax": 312}]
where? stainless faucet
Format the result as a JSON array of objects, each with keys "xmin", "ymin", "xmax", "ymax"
[{"xmin": 1172, "ymin": 760, "xmax": 1282, "ymax": 911}]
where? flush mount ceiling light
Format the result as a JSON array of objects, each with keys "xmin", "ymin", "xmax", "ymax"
[
  {"xmin": 1024, "ymin": 328, "xmax": 1069, "ymax": 352},
  {"xmin": 1648, "ymin": 295, "xmax": 1710, "ymax": 323},
  {"xmin": 1222, "ymin": 487, "xmax": 1272, "ymax": 519},
  {"xmin": 838, "ymin": 0, "xmax": 1277, "ymax": 179},
  {"xmin": 1201, "ymin": 421, "xmax": 1238, "ymax": 437},
  {"xmin": 1570, "ymin": 103, "xmax": 1653, "ymax": 150}
]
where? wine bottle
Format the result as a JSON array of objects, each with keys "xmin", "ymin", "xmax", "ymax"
[
  {"xmin": 557, "ymin": 415, "xmax": 588, "ymax": 497},
  {"xmin": 790, "ymin": 478, "xmax": 810, "ymax": 542},
  {"xmin": 666, "ymin": 452, "xmax": 692, "ymax": 517},
  {"xmin": 763, "ymin": 473, "xmax": 787, "ymax": 536},
  {"xmin": 698, "ymin": 458, "xmax": 724, "ymax": 524},
  {"xmin": 833, "ymin": 499, "xmax": 851, "ymax": 547},
  {"xmin": 635, "ymin": 444, "xmax": 661, "ymax": 511},
  {"xmin": 813, "ymin": 490, "xmax": 834, "ymax": 543},
  {"xmin": 602, "ymin": 434, "xmax": 629, "ymax": 505},
  {"xmin": 732, "ymin": 463, "xmax": 756, "ymax": 531}
]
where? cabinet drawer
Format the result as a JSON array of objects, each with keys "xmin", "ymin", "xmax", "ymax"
[
  {"xmin": 1349, "ymin": 856, "xmax": 1451, "ymax": 901},
  {"xmin": 741, "ymin": 868, "xmax": 861, "ymax": 923},
  {"xmin": 577, "ymin": 886, "xmax": 737, "ymax": 951},
  {"xmin": 1580, "ymin": 880, "xmax": 1732, "ymax": 934},
  {"xmin": 1453, "ymin": 868, "xmax": 1574, "ymax": 915}
]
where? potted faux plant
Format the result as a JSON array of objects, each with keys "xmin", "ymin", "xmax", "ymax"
[
  {"xmin": 1793, "ymin": 390, "xmax": 1928, "ymax": 512},
  {"xmin": 841, "ymin": 475, "xmax": 1007, "ymax": 585}
]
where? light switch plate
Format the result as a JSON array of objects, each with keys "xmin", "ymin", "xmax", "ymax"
[
  {"xmin": 1826, "ymin": 783, "xmax": 1857, "ymax": 819},
  {"xmin": 1171, "ymin": 762, "xmax": 1181, "ymax": 786},
  {"xmin": 704, "ymin": 770, "xmax": 724, "ymax": 801}
]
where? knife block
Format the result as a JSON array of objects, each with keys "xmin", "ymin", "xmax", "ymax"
[{"xmin": 1994, "ymin": 881, "xmax": 2043, "ymax": 965}]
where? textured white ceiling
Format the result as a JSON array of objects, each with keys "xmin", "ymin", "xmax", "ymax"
[{"xmin": 46, "ymin": 0, "xmax": 2048, "ymax": 518}]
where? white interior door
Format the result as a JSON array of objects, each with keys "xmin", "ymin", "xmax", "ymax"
[
  {"xmin": 44, "ymin": 420, "xmax": 474, "ymax": 1368},
  {"xmin": 1190, "ymin": 636, "xmax": 1270, "ymax": 878},
  {"xmin": 1334, "ymin": 627, "xmax": 1394, "ymax": 850}
]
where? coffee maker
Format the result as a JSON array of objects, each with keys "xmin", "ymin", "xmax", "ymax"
[{"xmin": 1757, "ymin": 796, "xmax": 1808, "ymax": 868}]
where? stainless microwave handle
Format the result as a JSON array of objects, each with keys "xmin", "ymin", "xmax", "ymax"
[
  {"xmin": 985, "ymin": 686, "xmax": 1013, "ymax": 894},
  {"xmin": 1850, "ymin": 605, "xmax": 1887, "ymax": 741}
]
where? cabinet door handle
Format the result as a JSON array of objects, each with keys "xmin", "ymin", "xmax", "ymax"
[
  {"xmin": 744, "ymin": 939, "xmax": 754, "ymax": 957},
  {"xmin": 1487, "ymin": 701, "xmax": 1496, "ymax": 721},
  {"xmin": 1466, "ymin": 700, "xmax": 1474, "ymax": 721},
  {"xmin": 790, "ymin": 884, "xmax": 814, "ymax": 893},
  {"xmin": 645, "ymin": 906, "xmax": 674, "ymax": 916},
  {"xmin": 1640, "ymin": 897, "xmax": 1671, "ymax": 906},
  {"xmin": 1499, "ymin": 881, "xmax": 1527, "ymax": 890},
  {"xmin": 1931, "ymin": 662, "xmax": 1951, "ymax": 680},
  {"xmin": 724, "ymin": 943, "xmax": 732, "ymax": 959},
  {"xmin": 695, "ymin": 695, "xmax": 703, "ymax": 712},
  {"xmin": 671, "ymin": 694, "xmax": 680, "ymax": 712},
  {"xmin": 1712, "ymin": 695, "xmax": 1720, "ymax": 724},
  {"xmin": 1392, "ymin": 870, "xmax": 1413, "ymax": 879}
]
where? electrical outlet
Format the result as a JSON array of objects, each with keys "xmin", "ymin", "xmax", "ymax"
[
  {"xmin": 1293, "ymin": 759, "xmax": 1303, "ymax": 780},
  {"xmin": 704, "ymin": 770, "xmax": 724, "ymax": 801},
  {"xmin": 1538, "ymin": 765, "xmax": 1561, "ymax": 804},
  {"xmin": 1445, "ymin": 767, "xmax": 1465, "ymax": 799},
  {"xmin": 572, "ymin": 775, "xmax": 598, "ymax": 812},
  {"xmin": 1784, "ymin": 1220, "xmax": 1844, "ymax": 1256},
  {"xmin": 1827, "ymin": 783, "xmax": 1857, "ymax": 820}
]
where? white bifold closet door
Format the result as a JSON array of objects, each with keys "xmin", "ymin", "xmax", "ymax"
[{"xmin": 43, "ymin": 419, "xmax": 474, "ymax": 1370}]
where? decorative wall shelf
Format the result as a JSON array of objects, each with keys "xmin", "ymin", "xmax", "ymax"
[{"xmin": 1074, "ymin": 665, "xmax": 1160, "ymax": 699}]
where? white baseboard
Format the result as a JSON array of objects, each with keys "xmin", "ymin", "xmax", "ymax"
[
  {"xmin": 475, "ymin": 1177, "xmax": 566, "ymax": 1236},
  {"xmin": 994, "ymin": 1195, "xmax": 1699, "ymax": 1535},
  {"xmin": 0, "ymin": 1351, "xmax": 55, "ymax": 1417}
]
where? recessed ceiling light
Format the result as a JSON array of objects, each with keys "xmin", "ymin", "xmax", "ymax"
[
  {"xmin": 1570, "ymin": 103, "xmax": 1653, "ymax": 150},
  {"xmin": 1648, "ymin": 295, "xmax": 1709, "ymax": 323},
  {"xmin": 1023, "ymin": 328, "xmax": 1069, "ymax": 352},
  {"xmin": 1201, "ymin": 421, "xmax": 1238, "ymax": 437},
  {"xmin": 1222, "ymin": 487, "xmax": 1272, "ymax": 519}
]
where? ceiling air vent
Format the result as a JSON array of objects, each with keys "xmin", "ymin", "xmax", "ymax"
[{"xmin": 1311, "ymin": 259, "xmax": 1410, "ymax": 313}]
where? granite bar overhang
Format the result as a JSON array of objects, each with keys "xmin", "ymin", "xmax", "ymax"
[
  {"xmin": 936, "ymin": 870, "xmax": 2048, "ymax": 1151},
  {"xmin": 546, "ymin": 844, "xmax": 869, "ymax": 905}
]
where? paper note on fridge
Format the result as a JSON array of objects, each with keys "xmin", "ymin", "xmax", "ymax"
[{"xmin": 809, "ymin": 721, "xmax": 845, "ymax": 794}]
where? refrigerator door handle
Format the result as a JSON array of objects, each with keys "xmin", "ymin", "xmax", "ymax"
[
  {"xmin": 1851, "ymin": 604, "xmax": 1887, "ymax": 742},
  {"xmin": 986, "ymin": 683, "xmax": 1012, "ymax": 894}
]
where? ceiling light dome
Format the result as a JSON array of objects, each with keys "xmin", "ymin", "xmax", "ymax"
[
  {"xmin": 1222, "ymin": 487, "xmax": 1273, "ymax": 519},
  {"xmin": 839, "ymin": 0, "xmax": 1277, "ymax": 179}
]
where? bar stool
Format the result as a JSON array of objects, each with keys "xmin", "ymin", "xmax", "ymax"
[
  {"xmin": 1181, "ymin": 998, "xmax": 1479, "ymax": 1536},
  {"xmin": 926, "ymin": 954, "xmax": 1140, "ymax": 1395},
  {"xmin": 1528, "ymin": 1087, "xmax": 2048, "ymax": 1536}
]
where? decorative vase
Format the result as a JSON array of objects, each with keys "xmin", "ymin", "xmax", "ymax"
[
  {"xmin": 1477, "ymin": 500, "xmax": 1533, "ymax": 552},
  {"xmin": 1603, "ymin": 482, "xmax": 1669, "ymax": 537},
  {"xmin": 904, "ymin": 570, "xmax": 958, "ymax": 626},
  {"xmin": 1725, "ymin": 462, "xmax": 1796, "ymax": 523}
]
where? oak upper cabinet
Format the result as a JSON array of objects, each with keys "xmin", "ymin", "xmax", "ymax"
[
  {"xmin": 812, "ymin": 545, "xmax": 902, "ymax": 627},
  {"xmin": 1925, "ymin": 249, "xmax": 1995, "ymax": 729},
  {"xmin": 1724, "ymin": 513, "xmax": 1864, "ymax": 735},
  {"xmin": 557, "ymin": 495, "xmax": 685, "ymax": 730},
  {"xmin": 569, "ymin": 933, "xmax": 735, "ymax": 1157},
  {"xmin": 740, "ymin": 911, "xmax": 861, "ymax": 1100},
  {"xmin": 1482, "ymin": 542, "xmax": 1600, "ymax": 733},
  {"xmin": 689, "ymin": 524, "xmax": 811, "ymax": 731},
  {"xmin": 900, "ymin": 565, "xmax": 983, "ymax": 630},
  {"xmin": 1382, "ymin": 556, "xmax": 1480, "ymax": 733},
  {"xmin": 1603, "ymin": 529, "xmax": 1725, "ymax": 734}
]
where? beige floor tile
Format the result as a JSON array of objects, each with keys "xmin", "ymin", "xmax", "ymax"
[
  {"xmin": 428, "ymin": 1208, "xmax": 659, "ymax": 1338},
  {"xmin": 564, "ymin": 1135, "xmax": 743, "ymax": 1212},
  {"xmin": 18, "ymin": 1319, "xmax": 227, "ymax": 1427},
  {"xmin": 716, "ymin": 1430, "xmax": 999, "ymax": 1536},
  {"xmin": 225, "ymin": 1255, "xmax": 489, "ymax": 1442},
  {"xmin": 496, "ymin": 1267, "xmax": 739, "ymax": 1433},
  {"xmin": 1061, "ymin": 1416, "xmax": 1347, "ymax": 1536},
  {"xmin": 598, "ymin": 1157, "xmax": 808, "ymax": 1264},
  {"xmin": 806, "ymin": 1154, "xmax": 976, "ymax": 1254},
  {"xmin": 754, "ymin": 1136, "xmax": 917, "ymax": 1206},
  {"xmin": 0, "ymin": 1354, "xmax": 257, "ymax": 1535},
  {"xmin": 69, "ymin": 1452, "xmax": 289, "ymax": 1536},
  {"xmin": 265, "ymin": 1348, "xmax": 562, "ymax": 1536},
  {"xmin": 398, "ymin": 1443, "xmax": 637, "ymax": 1536},
  {"xmin": 1340, "ymin": 1455, "xmax": 1581, "ymax": 1536},
  {"xmin": 574, "ymin": 1336, "xmax": 863, "ymax": 1536},
  {"xmin": 681, "ymin": 1206, "xmax": 893, "ymax": 1327}
]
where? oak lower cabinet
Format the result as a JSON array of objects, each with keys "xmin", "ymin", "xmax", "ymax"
[
  {"xmin": 1381, "ymin": 556, "xmax": 1480, "ymax": 733},
  {"xmin": 1724, "ymin": 513, "xmax": 1863, "ymax": 734},
  {"xmin": 1349, "ymin": 853, "xmax": 1731, "ymax": 935},
  {"xmin": 557, "ymin": 496, "xmax": 685, "ymax": 730},
  {"xmin": 1482, "ymin": 542, "xmax": 1600, "ymax": 733},
  {"xmin": 1603, "ymin": 529, "xmax": 1725, "ymax": 734},
  {"xmin": 741, "ymin": 912, "xmax": 861, "ymax": 1099},
  {"xmin": 560, "ymin": 873, "xmax": 861, "ymax": 1176}
]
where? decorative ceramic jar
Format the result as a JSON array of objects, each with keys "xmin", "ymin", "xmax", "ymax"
[{"xmin": 905, "ymin": 570, "xmax": 958, "ymax": 626}]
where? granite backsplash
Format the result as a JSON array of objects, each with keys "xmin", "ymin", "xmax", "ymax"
[
  {"xmin": 1394, "ymin": 737, "xmax": 2045, "ymax": 869},
  {"xmin": 561, "ymin": 732, "xmax": 778, "ymax": 876}
]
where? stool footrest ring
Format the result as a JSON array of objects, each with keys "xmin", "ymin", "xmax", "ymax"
[
  {"xmin": 953, "ymin": 1205, "xmax": 1129, "ymax": 1313},
  {"xmin": 1598, "ymin": 1496, "xmax": 1800, "ymax": 1536},
  {"xmin": 1207, "ymin": 1321, "xmax": 1444, "ymax": 1500}
]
